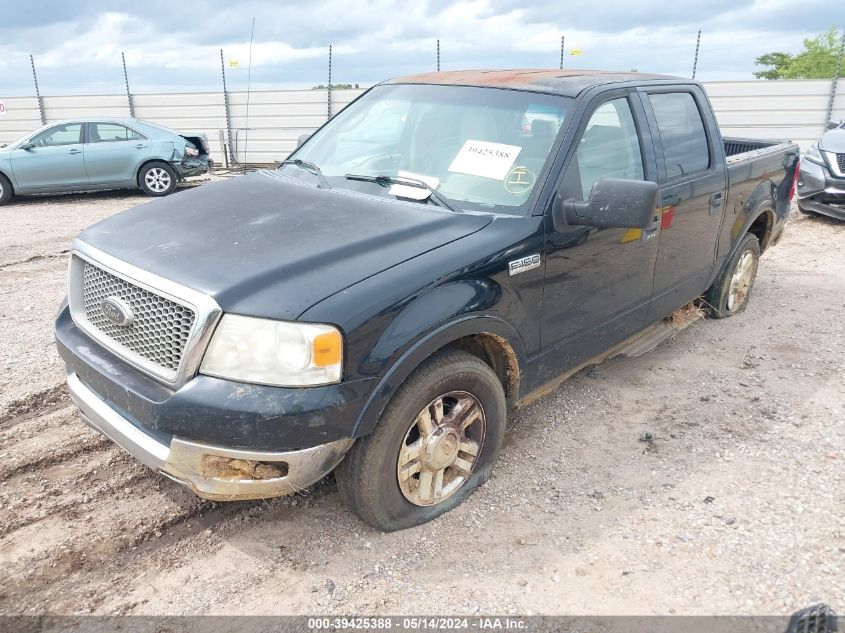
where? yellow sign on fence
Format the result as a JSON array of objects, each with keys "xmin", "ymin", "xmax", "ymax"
[
  {"xmin": 228, "ymin": 60, "xmax": 240, "ymax": 68},
  {"xmin": 570, "ymin": 48, "xmax": 583, "ymax": 56}
]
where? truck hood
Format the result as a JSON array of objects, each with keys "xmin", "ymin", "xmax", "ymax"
[{"xmin": 77, "ymin": 171, "xmax": 492, "ymax": 320}]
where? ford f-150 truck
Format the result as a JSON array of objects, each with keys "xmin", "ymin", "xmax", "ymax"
[{"xmin": 56, "ymin": 70, "xmax": 800, "ymax": 531}]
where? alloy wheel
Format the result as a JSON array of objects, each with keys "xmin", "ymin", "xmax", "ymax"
[
  {"xmin": 397, "ymin": 391, "xmax": 486, "ymax": 506},
  {"xmin": 145, "ymin": 168, "xmax": 172, "ymax": 193},
  {"xmin": 727, "ymin": 249, "xmax": 756, "ymax": 312}
]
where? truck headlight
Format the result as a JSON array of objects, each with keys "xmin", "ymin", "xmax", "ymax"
[
  {"xmin": 804, "ymin": 144, "xmax": 824, "ymax": 166},
  {"xmin": 200, "ymin": 314, "xmax": 343, "ymax": 387}
]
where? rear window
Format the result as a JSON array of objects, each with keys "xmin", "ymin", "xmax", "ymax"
[{"xmin": 647, "ymin": 92, "xmax": 710, "ymax": 180}]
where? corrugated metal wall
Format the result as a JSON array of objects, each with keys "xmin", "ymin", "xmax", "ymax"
[
  {"xmin": 1, "ymin": 80, "xmax": 842, "ymax": 162},
  {"xmin": 706, "ymin": 79, "xmax": 843, "ymax": 150}
]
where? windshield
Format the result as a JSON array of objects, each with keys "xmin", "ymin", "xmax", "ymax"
[{"xmin": 283, "ymin": 84, "xmax": 572, "ymax": 214}]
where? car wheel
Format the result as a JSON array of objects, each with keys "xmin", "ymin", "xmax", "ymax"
[
  {"xmin": 336, "ymin": 349, "xmax": 506, "ymax": 531},
  {"xmin": 0, "ymin": 173, "xmax": 13, "ymax": 206},
  {"xmin": 704, "ymin": 233, "xmax": 760, "ymax": 319},
  {"xmin": 139, "ymin": 162, "xmax": 177, "ymax": 197}
]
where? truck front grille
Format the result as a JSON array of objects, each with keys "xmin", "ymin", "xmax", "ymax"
[
  {"xmin": 80, "ymin": 260, "xmax": 196, "ymax": 376},
  {"xmin": 837, "ymin": 153, "xmax": 845, "ymax": 173}
]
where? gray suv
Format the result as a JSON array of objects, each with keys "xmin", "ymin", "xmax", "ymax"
[{"xmin": 797, "ymin": 120, "xmax": 845, "ymax": 220}]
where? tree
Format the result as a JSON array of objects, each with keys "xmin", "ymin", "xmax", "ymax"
[{"xmin": 754, "ymin": 28, "xmax": 843, "ymax": 79}]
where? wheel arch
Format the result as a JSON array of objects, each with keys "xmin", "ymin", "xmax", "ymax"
[
  {"xmin": 350, "ymin": 316, "xmax": 526, "ymax": 439},
  {"xmin": 746, "ymin": 206, "xmax": 774, "ymax": 252}
]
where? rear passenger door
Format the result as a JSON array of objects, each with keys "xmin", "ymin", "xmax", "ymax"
[
  {"xmin": 640, "ymin": 87, "xmax": 727, "ymax": 320},
  {"xmin": 84, "ymin": 122, "xmax": 151, "ymax": 186}
]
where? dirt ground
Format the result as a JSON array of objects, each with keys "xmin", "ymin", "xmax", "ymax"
[{"xmin": 0, "ymin": 185, "xmax": 843, "ymax": 616}]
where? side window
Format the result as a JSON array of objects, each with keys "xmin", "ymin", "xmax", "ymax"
[
  {"xmin": 563, "ymin": 98, "xmax": 644, "ymax": 201},
  {"xmin": 30, "ymin": 123, "xmax": 83, "ymax": 147},
  {"xmin": 89, "ymin": 123, "xmax": 144, "ymax": 143},
  {"xmin": 647, "ymin": 92, "xmax": 710, "ymax": 179}
]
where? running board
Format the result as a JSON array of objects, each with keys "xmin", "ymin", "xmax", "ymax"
[{"xmin": 516, "ymin": 312, "xmax": 703, "ymax": 409}]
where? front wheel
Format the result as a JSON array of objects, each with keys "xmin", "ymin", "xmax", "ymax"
[
  {"xmin": 139, "ymin": 162, "xmax": 177, "ymax": 197},
  {"xmin": 0, "ymin": 172, "xmax": 13, "ymax": 206},
  {"xmin": 704, "ymin": 233, "xmax": 761, "ymax": 318},
  {"xmin": 336, "ymin": 349, "xmax": 506, "ymax": 531}
]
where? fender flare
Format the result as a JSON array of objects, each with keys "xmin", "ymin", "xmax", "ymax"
[
  {"xmin": 350, "ymin": 315, "xmax": 528, "ymax": 438},
  {"xmin": 727, "ymin": 201, "xmax": 774, "ymax": 262}
]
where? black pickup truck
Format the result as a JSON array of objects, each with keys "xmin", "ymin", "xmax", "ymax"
[{"xmin": 56, "ymin": 70, "xmax": 799, "ymax": 531}]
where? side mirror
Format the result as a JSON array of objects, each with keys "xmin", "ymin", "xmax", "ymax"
[
  {"xmin": 296, "ymin": 133, "xmax": 311, "ymax": 148},
  {"xmin": 553, "ymin": 178, "xmax": 659, "ymax": 232},
  {"xmin": 19, "ymin": 142, "xmax": 34, "ymax": 150}
]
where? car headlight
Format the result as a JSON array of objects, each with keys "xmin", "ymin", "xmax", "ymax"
[
  {"xmin": 200, "ymin": 314, "xmax": 343, "ymax": 387},
  {"xmin": 804, "ymin": 144, "xmax": 824, "ymax": 166}
]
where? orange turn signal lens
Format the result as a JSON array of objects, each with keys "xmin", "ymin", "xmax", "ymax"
[{"xmin": 312, "ymin": 330, "xmax": 342, "ymax": 367}]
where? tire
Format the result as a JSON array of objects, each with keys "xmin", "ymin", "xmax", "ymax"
[
  {"xmin": 0, "ymin": 172, "xmax": 12, "ymax": 206},
  {"xmin": 704, "ymin": 233, "xmax": 761, "ymax": 319},
  {"xmin": 336, "ymin": 349, "xmax": 506, "ymax": 532},
  {"xmin": 138, "ymin": 162, "xmax": 177, "ymax": 197}
]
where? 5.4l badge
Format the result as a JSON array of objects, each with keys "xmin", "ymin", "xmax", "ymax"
[{"xmin": 508, "ymin": 253, "xmax": 541, "ymax": 276}]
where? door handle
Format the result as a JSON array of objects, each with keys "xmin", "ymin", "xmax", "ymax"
[
  {"xmin": 642, "ymin": 213, "xmax": 661, "ymax": 241},
  {"xmin": 709, "ymin": 191, "xmax": 724, "ymax": 215},
  {"xmin": 68, "ymin": 149, "xmax": 82, "ymax": 155},
  {"xmin": 134, "ymin": 144, "xmax": 148, "ymax": 149}
]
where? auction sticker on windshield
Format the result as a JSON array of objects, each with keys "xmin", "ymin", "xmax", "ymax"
[{"xmin": 448, "ymin": 140, "xmax": 522, "ymax": 180}]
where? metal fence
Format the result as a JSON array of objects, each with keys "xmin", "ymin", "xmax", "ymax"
[{"xmin": 1, "ymin": 79, "xmax": 843, "ymax": 164}]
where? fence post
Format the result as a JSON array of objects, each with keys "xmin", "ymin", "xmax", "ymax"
[
  {"xmin": 327, "ymin": 44, "xmax": 333, "ymax": 120},
  {"xmin": 691, "ymin": 30, "xmax": 701, "ymax": 79},
  {"xmin": 825, "ymin": 27, "xmax": 845, "ymax": 127},
  {"xmin": 560, "ymin": 35, "xmax": 565, "ymax": 69},
  {"xmin": 121, "ymin": 52, "xmax": 135, "ymax": 118},
  {"xmin": 220, "ymin": 49, "xmax": 235, "ymax": 166},
  {"xmin": 30, "ymin": 54, "xmax": 46, "ymax": 126},
  {"xmin": 437, "ymin": 39, "xmax": 441, "ymax": 71}
]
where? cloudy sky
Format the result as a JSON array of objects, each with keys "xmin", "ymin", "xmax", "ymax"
[{"xmin": 0, "ymin": 0, "xmax": 837, "ymax": 96}]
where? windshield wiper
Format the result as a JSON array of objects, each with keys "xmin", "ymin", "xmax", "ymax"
[
  {"xmin": 345, "ymin": 173, "xmax": 459, "ymax": 212},
  {"xmin": 280, "ymin": 158, "xmax": 331, "ymax": 189}
]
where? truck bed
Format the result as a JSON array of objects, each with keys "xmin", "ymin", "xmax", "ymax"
[{"xmin": 723, "ymin": 137, "xmax": 796, "ymax": 165}]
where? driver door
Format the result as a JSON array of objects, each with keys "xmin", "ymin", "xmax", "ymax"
[
  {"xmin": 11, "ymin": 123, "xmax": 88, "ymax": 191},
  {"xmin": 538, "ymin": 91, "xmax": 660, "ymax": 383}
]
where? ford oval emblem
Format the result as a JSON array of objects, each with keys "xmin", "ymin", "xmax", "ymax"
[{"xmin": 101, "ymin": 296, "xmax": 134, "ymax": 327}]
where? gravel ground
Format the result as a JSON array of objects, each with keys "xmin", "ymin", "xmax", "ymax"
[{"xmin": 0, "ymin": 185, "xmax": 843, "ymax": 616}]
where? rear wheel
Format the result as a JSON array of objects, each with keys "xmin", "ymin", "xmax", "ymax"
[
  {"xmin": 139, "ymin": 162, "xmax": 177, "ymax": 197},
  {"xmin": 704, "ymin": 233, "xmax": 760, "ymax": 318},
  {"xmin": 336, "ymin": 349, "xmax": 506, "ymax": 531},
  {"xmin": 0, "ymin": 173, "xmax": 12, "ymax": 206}
]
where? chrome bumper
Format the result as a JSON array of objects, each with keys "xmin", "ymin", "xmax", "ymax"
[{"xmin": 66, "ymin": 372, "xmax": 353, "ymax": 501}]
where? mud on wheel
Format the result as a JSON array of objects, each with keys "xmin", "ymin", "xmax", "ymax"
[
  {"xmin": 704, "ymin": 232, "xmax": 761, "ymax": 318},
  {"xmin": 336, "ymin": 349, "xmax": 506, "ymax": 531}
]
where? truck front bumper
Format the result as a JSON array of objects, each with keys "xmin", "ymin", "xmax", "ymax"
[
  {"xmin": 67, "ymin": 371, "xmax": 352, "ymax": 501},
  {"xmin": 797, "ymin": 156, "xmax": 845, "ymax": 220},
  {"xmin": 56, "ymin": 305, "xmax": 374, "ymax": 501}
]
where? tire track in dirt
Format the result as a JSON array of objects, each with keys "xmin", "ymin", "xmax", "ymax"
[
  {"xmin": 0, "ymin": 384, "xmax": 69, "ymax": 430},
  {"xmin": 0, "ymin": 407, "xmax": 113, "ymax": 482},
  {"xmin": 0, "ymin": 402, "xmax": 267, "ymax": 614}
]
